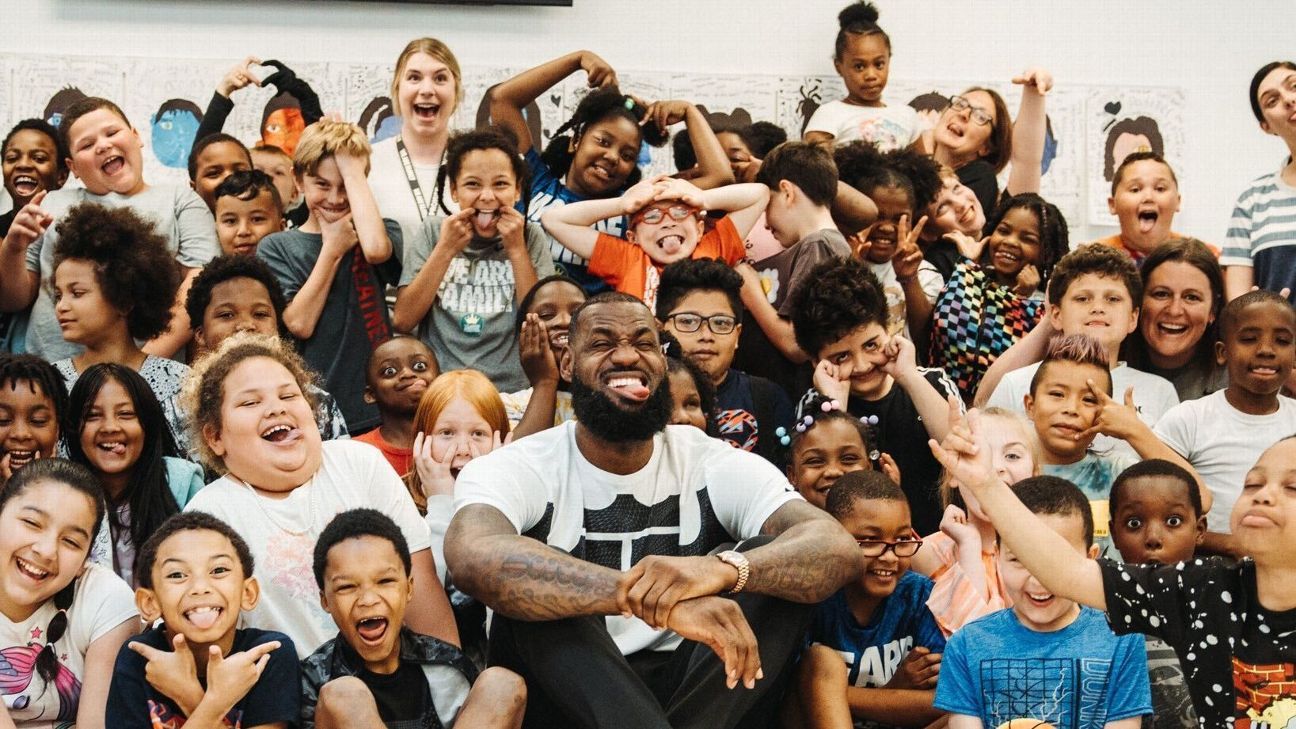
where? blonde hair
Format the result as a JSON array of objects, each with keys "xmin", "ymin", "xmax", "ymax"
[
  {"xmin": 181, "ymin": 333, "xmax": 321, "ymax": 473},
  {"xmin": 939, "ymin": 406, "xmax": 1042, "ymax": 508},
  {"xmin": 403, "ymin": 369, "xmax": 509, "ymax": 514},
  {"xmin": 292, "ymin": 119, "xmax": 372, "ymax": 176},
  {"xmin": 390, "ymin": 38, "xmax": 464, "ymax": 114}
]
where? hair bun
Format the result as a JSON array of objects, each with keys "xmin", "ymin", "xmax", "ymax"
[{"xmin": 838, "ymin": 1, "xmax": 880, "ymax": 28}]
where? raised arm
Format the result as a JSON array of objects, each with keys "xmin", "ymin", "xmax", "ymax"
[
  {"xmin": 195, "ymin": 56, "xmax": 262, "ymax": 142},
  {"xmin": 392, "ymin": 210, "xmax": 474, "ymax": 333},
  {"xmin": 833, "ymin": 181, "xmax": 879, "ymax": 234},
  {"xmin": 0, "ymin": 196, "xmax": 49, "ymax": 312},
  {"xmin": 1004, "ymin": 68, "xmax": 1051, "ymax": 197},
  {"xmin": 335, "ymin": 151, "xmax": 391, "ymax": 264},
  {"xmin": 540, "ymin": 176, "xmax": 658, "ymax": 260},
  {"xmin": 735, "ymin": 262, "xmax": 809, "ymax": 363},
  {"xmin": 676, "ymin": 102, "xmax": 735, "ymax": 191},
  {"xmin": 489, "ymin": 50, "xmax": 618, "ymax": 154},
  {"xmin": 973, "ymin": 308, "xmax": 1054, "ymax": 407},
  {"xmin": 887, "ymin": 335, "xmax": 957, "ymax": 441}
]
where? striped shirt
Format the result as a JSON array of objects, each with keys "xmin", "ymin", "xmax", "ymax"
[{"xmin": 1222, "ymin": 164, "xmax": 1296, "ymax": 297}]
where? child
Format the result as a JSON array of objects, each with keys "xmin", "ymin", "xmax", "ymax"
[
  {"xmin": 1, "ymin": 119, "xmax": 68, "ymax": 237},
  {"xmin": 0, "ymin": 458, "xmax": 138, "ymax": 727},
  {"xmin": 0, "ymin": 354, "xmax": 67, "ymax": 483},
  {"xmin": 1098, "ymin": 152, "xmax": 1192, "ymax": 264},
  {"xmin": 490, "ymin": 51, "xmax": 728, "ymax": 292},
  {"xmin": 303, "ymin": 509, "xmax": 526, "ymax": 729},
  {"xmin": 187, "ymin": 132, "xmax": 253, "ymax": 212},
  {"xmin": 657, "ymin": 258, "xmax": 793, "ymax": 465},
  {"xmin": 394, "ymin": 128, "xmax": 554, "ymax": 393},
  {"xmin": 250, "ymin": 144, "xmax": 305, "ymax": 227},
  {"xmin": 182, "ymin": 334, "xmax": 457, "ymax": 659},
  {"xmin": 0, "ymin": 97, "xmax": 218, "ymax": 361},
  {"xmin": 786, "ymin": 409, "xmax": 899, "ymax": 511},
  {"xmin": 666, "ymin": 354, "xmax": 715, "ymax": 433},
  {"xmin": 736, "ymin": 141, "xmax": 851, "ymax": 398},
  {"xmin": 789, "ymin": 256, "xmax": 958, "ymax": 535},
  {"xmin": 804, "ymin": 2, "xmax": 922, "ymax": 153},
  {"xmin": 918, "ymin": 167, "xmax": 987, "ymax": 283},
  {"xmin": 183, "ymin": 254, "xmax": 349, "ymax": 442},
  {"xmin": 50, "ymin": 203, "xmax": 189, "ymax": 445},
  {"xmin": 930, "ymin": 193, "xmax": 1069, "ymax": 401},
  {"xmin": 795, "ymin": 472, "xmax": 945, "ymax": 729},
  {"xmin": 1153, "ymin": 290, "xmax": 1296, "ymax": 559},
  {"xmin": 929, "ymin": 408, "xmax": 1296, "ymax": 728},
  {"xmin": 256, "ymin": 118, "xmax": 400, "ymax": 434},
  {"xmin": 213, "ymin": 169, "xmax": 285, "ymax": 256},
  {"xmin": 541, "ymin": 174, "xmax": 767, "ymax": 312},
  {"xmin": 932, "ymin": 474, "xmax": 1151, "ymax": 728},
  {"xmin": 982, "ymin": 242, "xmax": 1180, "ymax": 458},
  {"xmin": 504, "ymin": 275, "xmax": 586, "ymax": 438},
  {"xmin": 1109, "ymin": 460, "xmax": 1204, "ymax": 729},
  {"xmin": 1022, "ymin": 334, "xmax": 1204, "ymax": 559},
  {"xmin": 107, "ymin": 512, "xmax": 300, "ymax": 728},
  {"xmin": 67, "ymin": 364, "xmax": 203, "ymax": 587},
  {"xmin": 910, "ymin": 407, "xmax": 1039, "ymax": 636},
  {"xmin": 356, "ymin": 335, "xmax": 439, "ymax": 479}
]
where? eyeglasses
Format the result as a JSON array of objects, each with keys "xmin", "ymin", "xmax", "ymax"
[
  {"xmin": 634, "ymin": 204, "xmax": 697, "ymax": 226},
  {"xmin": 666, "ymin": 313, "xmax": 738, "ymax": 335},
  {"xmin": 855, "ymin": 531, "xmax": 923, "ymax": 557},
  {"xmin": 948, "ymin": 95, "xmax": 994, "ymax": 127}
]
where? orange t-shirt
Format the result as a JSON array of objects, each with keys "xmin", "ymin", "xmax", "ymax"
[
  {"xmin": 588, "ymin": 216, "xmax": 745, "ymax": 310},
  {"xmin": 354, "ymin": 428, "xmax": 412, "ymax": 478},
  {"xmin": 1095, "ymin": 232, "xmax": 1220, "ymax": 264}
]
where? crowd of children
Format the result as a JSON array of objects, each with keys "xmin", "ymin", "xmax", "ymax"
[{"xmin": 0, "ymin": 5, "xmax": 1294, "ymax": 727}]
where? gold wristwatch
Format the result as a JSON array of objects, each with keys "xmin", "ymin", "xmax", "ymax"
[{"xmin": 717, "ymin": 550, "xmax": 750, "ymax": 594}]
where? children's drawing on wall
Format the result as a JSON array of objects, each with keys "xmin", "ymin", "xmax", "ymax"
[
  {"xmin": 1086, "ymin": 86, "xmax": 1184, "ymax": 225},
  {"xmin": 43, "ymin": 86, "xmax": 87, "ymax": 129},
  {"xmin": 149, "ymin": 98, "xmax": 203, "ymax": 169},
  {"xmin": 776, "ymin": 75, "xmax": 847, "ymax": 142},
  {"xmin": 907, "ymin": 90, "xmax": 949, "ymax": 131},
  {"xmin": 358, "ymin": 95, "xmax": 401, "ymax": 143},
  {"xmin": 260, "ymin": 92, "xmax": 306, "ymax": 156},
  {"xmin": 1103, "ymin": 114, "xmax": 1164, "ymax": 181}
]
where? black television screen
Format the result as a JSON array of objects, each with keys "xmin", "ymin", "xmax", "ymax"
[{"xmin": 325, "ymin": 0, "xmax": 572, "ymax": 5}]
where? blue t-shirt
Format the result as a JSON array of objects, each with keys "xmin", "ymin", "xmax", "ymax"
[
  {"xmin": 523, "ymin": 147, "xmax": 626, "ymax": 295},
  {"xmin": 1044, "ymin": 451, "xmax": 1137, "ymax": 561},
  {"xmin": 106, "ymin": 625, "xmax": 300, "ymax": 728},
  {"xmin": 935, "ymin": 606, "xmax": 1151, "ymax": 728},
  {"xmin": 810, "ymin": 572, "xmax": 946, "ymax": 688}
]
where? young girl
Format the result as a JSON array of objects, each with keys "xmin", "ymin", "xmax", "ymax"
[
  {"xmin": 181, "ymin": 333, "xmax": 458, "ymax": 659},
  {"xmin": 910, "ymin": 406, "xmax": 1040, "ymax": 636},
  {"xmin": 929, "ymin": 193, "xmax": 1069, "ymax": 401},
  {"xmin": 804, "ymin": 2, "xmax": 922, "ymax": 152},
  {"xmin": 490, "ymin": 50, "xmax": 730, "ymax": 292},
  {"xmin": 0, "ymin": 458, "xmax": 137, "ymax": 728},
  {"xmin": 67, "ymin": 364, "xmax": 204, "ymax": 587},
  {"xmin": 504, "ymin": 274, "xmax": 587, "ymax": 439},
  {"xmin": 666, "ymin": 355, "xmax": 715, "ymax": 433},
  {"xmin": 0, "ymin": 97, "xmax": 218, "ymax": 362},
  {"xmin": 1, "ymin": 120, "xmax": 67, "ymax": 237},
  {"xmin": 785, "ymin": 408, "xmax": 899, "ymax": 511},
  {"xmin": 49, "ymin": 203, "xmax": 188, "ymax": 446},
  {"xmin": 0, "ymin": 355, "xmax": 67, "ymax": 485},
  {"xmin": 393, "ymin": 127, "xmax": 555, "ymax": 393}
]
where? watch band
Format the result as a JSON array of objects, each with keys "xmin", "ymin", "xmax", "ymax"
[{"xmin": 718, "ymin": 550, "xmax": 750, "ymax": 594}]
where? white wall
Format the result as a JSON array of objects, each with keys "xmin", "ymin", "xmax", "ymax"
[{"xmin": 4, "ymin": 0, "xmax": 1295, "ymax": 243}]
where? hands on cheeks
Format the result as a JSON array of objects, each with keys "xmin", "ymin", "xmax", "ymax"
[
  {"xmin": 878, "ymin": 334, "xmax": 917, "ymax": 380},
  {"xmin": 519, "ymin": 314, "xmax": 560, "ymax": 386},
  {"xmin": 495, "ymin": 206, "xmax": 528, "ymax": 251},
  {"xmin": 813, "ymin": 359, "xmax": 853, "ymax": 405},
  {"xmin": 319, "ymin": 212, "xmax": 360, "ymax": 258},
  {"xmin": 412, "ymin": 431, "xmax": 456, "ymax": 497},
  {"xmin": 438, "ymin": 208, "xmax": 476, "ymax": 256}
]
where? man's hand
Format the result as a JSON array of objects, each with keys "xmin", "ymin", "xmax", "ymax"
[
  {"xmin": 667, "ymin": 596, "xmax": 762, "ymax": 690},
  {"xmin": 616, "ymin": 555, "xmax": 735, "ymax": 628},
  {"xmin": 883, "ymin": 646, "xmax": 941, "ymax": 690},
  {"xmin": 129, "ymin": 634, "xmax": 204, "ymax": 714}
]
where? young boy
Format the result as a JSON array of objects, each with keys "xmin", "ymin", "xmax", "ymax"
[
  {"xmin": 213, "ymin": 169, "xmax": 285, "ymax": 256},
  {"xmin": 736, "ymin": 141, "xmax": 852, "ymax": 399},
  {"xmin": 188, "ymin": 132, "xmax": 253, "ymax": 212},
  {"xmin": 185, "ymin": 254, "xmax": 349, "ymax": 441},
  {"xmin": 356, "ymin": 335, "xmax": 440, "ymax": 477},
  {"xmin": 656, "ymin": 257, "xmax": 792, "ymax": 466},
  {"xmin": 789, "ymin": 256, "xmax": 959, "ymax": 536},
  {"xmin": 983, "ymin": 243, "xmax": 1180, "ymax": 458},
  {"xmin": 107, "ymin": 512, "xmax": 300, "ymax": 728},
  {"xmin": 1022, "ymin": 333, "xmax": 1203, "ymax": 559},
  {"xmin": 1097, "ymin": 152, "xmax": 1200, "ymax": 265},
  {"xmin": 540, "ymin": 175, "xmax": 768, "ymax": 312},
  {"xmin": 933, "ymin": 475, "xmax": 1151, "ymax": 728},
  {"xmin": 256, "ymin": 119, "xmax": 400, "ymax": 434},
  {"xmin": 251, "ymin": 143, "xmax": 306, "ymax": 227},
  {"xmin": 930, "ymin": 408, "xmax": 1296, "ymax": 728},
  {"xmin": 1153, "ymin": 290, "xmax": 1296, "ymax": 558},
  {"xmin": 1109, "ymin": 460, "xmax": 1204, "ymax": 729},
  {"xmin": 795, "ymin": 471, "xmax": 946, "ymax": 729},
  {"xmin": 303, "ymin": 508, "xmax": 526, "ymax": 729}
]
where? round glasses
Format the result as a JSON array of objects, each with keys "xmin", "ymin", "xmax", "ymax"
[
  {"xmin": 634, "ymin": 204, "xmax": 697, "ymax": 225},
  {"xmin": 855, "ymin": 533, "xmax": 924, "ymax": 558},
  {"xmin": 666, "ymin": 313, "xmax": 738, "ymax": 335},
  {"xmin": 948, "ymin": 95, "xmax": 994, "ymax": 127}
]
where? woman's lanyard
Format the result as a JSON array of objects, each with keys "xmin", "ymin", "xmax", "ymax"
[{"xmin": 395, "ymin": 135, "xmax": 444, "ymax": 222}]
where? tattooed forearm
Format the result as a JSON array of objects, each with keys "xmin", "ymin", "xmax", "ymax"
[{"xmin": 742, "ymin": 501, "xmax": 861, "ymax": 603}]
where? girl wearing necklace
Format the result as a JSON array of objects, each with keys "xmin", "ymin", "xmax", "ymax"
[{"xmin": 181, "ymin": 333, "xmax": 459, "ymax": 659}]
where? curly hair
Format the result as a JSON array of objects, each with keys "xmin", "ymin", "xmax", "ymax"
[
  {"xmin": 184, "ymin": 254, "xmax": 287, "ymax": 341},
  {"xmin": 834, "ymin": 141, "xmax": 942, "ymax": 214},
  {"xmin": 433, "ymin": 126, "xmax": 532, "ymax": 216},
  {"xmin": 1046, "ymin": 242, "xmax": 1142, "ymax": 308},
  {"xmin": 181, "ymin": 333, "xmax": 321, "ymax": 473},
  {"xmin": 540, "ymin": 87, "xmax": 667, "ymax": 189},
  {"xmin": 986, "ymin": 193, "xmax": 1069, "ymax": 291},
  {"xmin": 187, "ymin": 132, "xmax": 250, "ymax": 182},
  {"xmin": 739, "ymin": 121, "xmax": 788, "ymax": 159},
  {"xmin": 788, "ymin": 257, "xmax": 887, "ymax": 358},
  {"xmin": 52, "ymin": 203, "xmax": 181, "ymax": 342},
  {"xmin": 0, "ymin": 354, "xmax": 69, "ymax": 441}
]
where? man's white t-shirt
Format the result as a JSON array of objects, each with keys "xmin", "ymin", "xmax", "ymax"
[
  {"xmin": 453, "ymin": 422, "xmax": 801, "ymax": 655},
  {"xmin": 1154, "ymin": 390, "xmax": 1296, "ymax": 533},
  {"xmin": 186, "ymin": 440, "xmax": 432, "ymax": 658}
]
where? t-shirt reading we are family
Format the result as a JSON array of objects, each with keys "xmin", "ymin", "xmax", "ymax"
[
  {"xmin": 1101, "ymin": 557, "xmax": 1296, "ymax": 728},
  {"xmin": 935, "ymin": 606, "xmax": 1150, "ymax": 728},
  {"xmin": 453, "ymin": 421, "xmax": 800, "ymax": 655}
]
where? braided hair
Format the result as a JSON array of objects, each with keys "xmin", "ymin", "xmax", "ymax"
[
  {"xmin": 433, "ymin": 126, "xmax": 533, "ymax": 217},
  {"xmin": 539, "ymin": 87, "xmax": 668, "ymax": 191},
  {"xmin": 986, "ymin": 193, "xmax": 1070, "ymax": 291}
]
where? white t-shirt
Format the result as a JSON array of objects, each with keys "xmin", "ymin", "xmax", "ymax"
[
  {"xmin": 804, "ymin": 100, "xmax": 922, "ymax": 152},
  {"xmin": 368, "ymin": 136, "xmax": 458, "ymax": 255},
  {"xmin": 1154, "ymin": 390, "xmax": 1296, "ymax": 533},
  {"xmin": 185, "ymin": 440, "xmax": 431, "ymax": 658},
  {"xmin": 867, "ymin": 259, "xmax": 942, "ymax": 339},
  {"xmin": 986, "ymin": 361, "xmax": 1180, "ymax": 459},
  {"xmin": 453, "ymin": 422, "xmax": 801, "ymax": 655},
  {"xmin": 0, "ymin": 564, "xmax": 136, "ymax": 727}
]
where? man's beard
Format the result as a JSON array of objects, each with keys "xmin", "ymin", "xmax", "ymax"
[{"xmin": 570, "ymin": 371, "xmax": 673, "ymax": 443}]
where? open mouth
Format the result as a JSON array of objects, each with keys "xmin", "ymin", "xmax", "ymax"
[
  {"xmin": 549, "ymin": 330, "xmax": 569, "ymax": 350},
  {"xmin": 590, "ymin": 162, "xmax": 615, "ymax": 181},
  {"xmin": 10, "ymin": 175, "xmax": 39, "ymax": 197},
  {"xmin": 96, "ymin": 441, "xmax": 127, "ymax": 456},
  {"xmin": 868, "ymin": 568, "xmax": 897, "ymax": 580},
  {"xmin": 15, "ymin": 557, "xmax": 51, "ymax": 583},
  {"xmin": 413, "ymin": 102, "xmax": 440, "ymax": 121},
  {"xmin": 1025, "ymin": 591, "xmax": 1055, "ymax": 608},
  {"xmin": 184, "ymin": 606, "xmax": 223, "ymax": 630},
  {"xmin": 656, "ymin": 234, "xmax": 684, "ymax": 256},
  {"xmin": 1249, "ymin": 364, "xmax": 1280, "ymax": 377},
  {"xmin": 474, "ymin": 208, "xmax": 501, "ymax": 229},
  {"xmin": 1136, "ymin": 209, "xmax": 1159, "ymax": 234},
  {"xmin": 945, "ymin": 120, "xmax": 966, "ymax": 139},
  {"xmin": 5, "ymin": 450, "xmax": 35, "ymax": 470},
  {"xmin": 958, "ymin": 206, "xmax": 976, "ymax": 226},
  {"xmin": 101, "ymin": 155, "xmax": 125, "ymax": 176},
  {"xmin": 356, "ymin": 616, "xmax": 389, "ymax": 645},
  {"xmin": 260, "ymin": 424, "xmax": 301, "ymax": 444},
  {"xmin": 1154, "ymin": 322, "xmax": 1188, "ymax": 337},
  {"xmin": 605, "ymin": 373, "xmax": 650, "ymax": 402},
  {"xmin": 994, "ymin": 248, "xmax": 1020, "ymax": 267}
]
